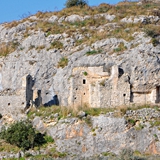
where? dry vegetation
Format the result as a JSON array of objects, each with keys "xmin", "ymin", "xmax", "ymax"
[
  {"xmin": 0, "ymin": 41, "xmax": 19, "ymax": 57},
  {"xmin": 57, "ymin": 57, "xmax": 68, "ymax": 68},
  {"xmin": 1, "ymin": 1, "xmax": 160, "ymax": 56},
  {"xmin": 33, "ymin": 1, "xmax": 159, "ymax": 44},
  {"xmin": 27, "ymin": 104, "xmax": 115, "ymax": 120}
]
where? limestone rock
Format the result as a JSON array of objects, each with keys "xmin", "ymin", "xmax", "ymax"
[
  {"xmin": 32, "ymin": 116, "xmax": 46, "ymax": 134},
  {"xmin": 47, "ymin": 15, "xmax": 58, "ymax": 23},
  {"xmin": 65, "ymin": 14, "xmax": 84, "ymax": 23}
]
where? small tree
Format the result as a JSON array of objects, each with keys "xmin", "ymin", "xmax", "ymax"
[
  {"xmin": 65, "ymin": 0, "xmax": 88, "ymax": 8},
  {"xmin": 0, "ymin": 120, "xmax": 46, "ymax": 151}
]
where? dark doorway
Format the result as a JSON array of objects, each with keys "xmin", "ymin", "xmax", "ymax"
[
  {"xmin": 44, "ymin": 95, "xmax": 59, "ymax": 107},
  {"xmin": 156, "ymin": 86, "xmax": 160, "ymax": 103}
]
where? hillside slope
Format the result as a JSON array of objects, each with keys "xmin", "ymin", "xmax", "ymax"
[
  {"xmin": 0, "ymin": 2, "xmax": 160, "ymax": 117},
  {"xmin": 0, "ymin": 1, "xmax": 160, "ymax": 159}
]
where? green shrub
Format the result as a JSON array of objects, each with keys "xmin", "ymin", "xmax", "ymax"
[
  {"xmin": 0, "ymin": 120, "xmax": 46, "ymax": 151},
  {"xmin": 97, "ymin": 3, "xmax": 112, "ymax": 13},
  {"xmin": 65, "ymin": 0, "xmax": 88, "ymax": 8},
  {"xmin": 86, "ymin": 50, "xmax": 97, "ymax": 55},
  {"xmin": 50, "ymin": 41, "xmax": 63, "ymax": 49},
  {"xmin": 44, "ymin": 135, "xmax": 54, "ymax": 143},
  {"xmin": 83, "ymin": 71, "xmax": 88, "ymax": 76},
  {"xmin": 86, "ymin": 49, "xmax": 102, "ymax": 56},
  {"xmin": 151, "ymin": 38, "xmax": 159, "ymax": 47},
  {"xmin": 57, "ymin": 57, "xmax": 68, "ymax": 68},
  {"xmin": 153, "ymin": 134, "xmax": 159, "ymax": 141},
  {"xmin": 127, "ymin": 118, "xmax": 136, "ymax": 126},
  {"xmin": 114, "ymin": 42, "xmax": 127, "ymax": 52}
]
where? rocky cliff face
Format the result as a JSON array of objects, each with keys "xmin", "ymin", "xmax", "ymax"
[
  {"xmin": 0, "ymin": 2, "xmax": 160, "ymax": 117},
  {"xmin": 0, "ymin": 106, "xmax": 160, "ymax": 159},
  {"xmin": 0, "ymin": 2, "xmax": 160, "ymax": 158}
]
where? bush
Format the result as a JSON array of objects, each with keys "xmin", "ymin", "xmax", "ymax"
[
  {"xmin": 65, "ymin": 0, "xmax": 88, "ymax": 8},
  {"xmin": 57, "ymin": 57, "xmax": 68, "ymax": 68},
  {"xmin": 0, "ymin": 120, "xmax": 46, "ymax": 151}
]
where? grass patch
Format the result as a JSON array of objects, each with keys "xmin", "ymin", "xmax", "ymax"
[
  {"xmin": 0, "ymin": 41, "xmax": 19, "ymax": 57},
  {"xmin": 86, "ymin": 49, "xmax": 102, "ymax": 56},
  {"xmin": 57, "ymin": 57, "xmax": 68, "ymax": 68},
  {"xmin": 27, "ymin": 105, "xmax": 115, "ymax": 121},
  {"xmin": 0, "ymin": 140, "xmax": 20, "ymax": 153},
  {"xmin": 102, "ymin": 152, "xmax": 115, "ymax": 157},
  {"xmin": 150, "ymin": 120, "xmax": 160, "ymax": 127},
  {"xmin": 36, "ymin": 45, "xmax": 45, "ymax": 51},
  {"xmin": 86, "ymin": 50, "xmax": 97, "ymax": 55},
  {"xmin": 135, "ymin": 123, "xmax": 145, "ymax": 131},
  {"xmin": 153, "ymin": 134, "xmax": 159, "ymax": 141},
  {"xmin": 127, "ymin": 118, "xmax": 136, "ymax": 126},
  {"xmin": 127, "ymin": 104, "xmax": 158, "ymax": 111},
  {"xmin": 84, "ymin": 107, "xmax": 114, "ymax": 116},
  {"xmin": 49, "ymin": 41, "xmax": 63, "ymax": 50},
  {"xmin": 47, "ymin": 147, "xmax": 67, "ymax": 158},
  {"xmin": 28, "ymin": 105, "xmax": 77, "ymax": 120},
  {"xmin": 114, "ymin": 42, "xmax": 127, "ymax": 53}
]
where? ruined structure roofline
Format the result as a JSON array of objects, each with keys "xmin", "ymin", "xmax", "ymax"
[{"xmin": 132, "ymin": 90, "xmax": 151, "ymax": 93}]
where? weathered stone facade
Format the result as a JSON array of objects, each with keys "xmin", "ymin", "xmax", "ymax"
[{"xmin": 69, "ymin": 65, "xmax": 160, "ymax": 108}]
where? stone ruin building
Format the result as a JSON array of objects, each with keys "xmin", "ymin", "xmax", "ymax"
[
  {"xmin": 68, "ymin": 65, "xmax": 160, "ymax": 108},
  {"xmin": 0, "ymin": 65, "xmax": 159, "ymax": 113}
]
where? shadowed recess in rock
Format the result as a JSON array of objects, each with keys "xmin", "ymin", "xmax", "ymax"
[
  {"xmin": 34, "ymin": 90, "xmax": 42, "ymax": 107},
  {"xmin": 44, "ymin": 95, "xmax": 59, "ymax": 107},
  {"xmin": 25, "ymin": 74, "xmax": 34, "ymax": 110}
]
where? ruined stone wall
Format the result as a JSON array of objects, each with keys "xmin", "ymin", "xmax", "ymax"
[
  {"xmin": 132, "ymin": 92, "xmax": 151, "ymax": 104},
  {"xmin": 69, "ymin": 65, "xmax": 132, "ymax": 108},
  {"xmin": 89, "ymin": 82, "xmax": 101, "ymax": 108},
  {"xmin": 0, "ymin": 96, "xmax": 25, "ymax": 115},
  {"xmin": 99, "ymin": 75, "xmax": 131, "ymax": 107},
  {"xmin": 69, "ymin": 66, "xmax": 109, "ymax": 107}
]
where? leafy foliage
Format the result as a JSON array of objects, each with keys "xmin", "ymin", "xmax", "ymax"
[
  {"xmin": 57, "ymin": 57, "xmax": 68, "ymax": 68},
  {"xmin": 65, "ymin": 0, "xmax": 88, "ymax": 8},
  {"xmin": 0, "ymin": 120, "xmax": 46, "ymax": 151},
  {"xmin": 83, "ymin": 71, "xmax": 88, "ymax": 76}
]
